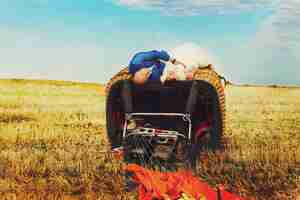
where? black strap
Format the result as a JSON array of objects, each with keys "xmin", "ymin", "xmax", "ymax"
[
  {"xmin": 121, "ymin": 80, "xmax": 133, "ymax": 114},
  {"xmin": 185, "ymin": 81, "xmax": 198, "ymax": 115}
]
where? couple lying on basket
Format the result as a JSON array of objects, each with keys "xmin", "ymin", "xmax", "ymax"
[{"xmin": 129, "ymin": 50, "xmax": 200, "ymax": 84}]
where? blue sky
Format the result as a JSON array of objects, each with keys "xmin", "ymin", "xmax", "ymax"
[{"xmin": 0, "ymin": 0, "xmax": 299, "ymax": 85}]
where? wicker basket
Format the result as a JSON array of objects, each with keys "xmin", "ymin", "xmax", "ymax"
[{"xmin": 105, "ymin": 66, "xmax": 226, "ymax": 135}]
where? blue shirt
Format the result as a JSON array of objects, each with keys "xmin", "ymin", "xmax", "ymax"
[{"xmin": 128, "ymin": 50, "xmax": 171, "ymax": 81}]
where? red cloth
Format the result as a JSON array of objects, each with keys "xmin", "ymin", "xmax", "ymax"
[{"xmin": 125, "ymin": 164, "xmax": 244, "ymax": 200}]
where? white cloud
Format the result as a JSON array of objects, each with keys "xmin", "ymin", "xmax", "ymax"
[
  {"xmin": 169, "ymin": 42, "xmax": 217, "ymax": 68},
  {"xmin": 0, "ymin": 28, "xmax": 110, "ymax": 83},
  {"xmin": 163, "ymin": 42, "xmax": 224, "ymax": 77},
  {"xmin": 114, "ymin": 0, "xmax": 279, "ymax": 15}
]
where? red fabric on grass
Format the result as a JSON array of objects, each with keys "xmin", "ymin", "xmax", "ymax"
[{"xmin": 125, "ymin": 164, "xmax": 244, "ymax": 200}]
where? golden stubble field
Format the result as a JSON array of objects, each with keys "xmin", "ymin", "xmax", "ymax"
[{"xmin": 0, "ymin": 79, "xmax": 299, "ymax": 200}]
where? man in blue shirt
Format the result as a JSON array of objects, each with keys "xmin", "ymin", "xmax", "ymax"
[{"xmin": 128, "ymin": 50, "xmax": 184, "ymax": 84}]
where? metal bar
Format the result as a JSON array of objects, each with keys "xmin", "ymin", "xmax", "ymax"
[
  {"xmin": 125, "ymin": 132, "xmax": 186, "ymax": 139},
  {"xmin": 128, "ymin": 113, "xmax": 188, "ymax": 117},
  {"xmin": 122, "ymin": 119, "xmax": 128, "ymax": 139},
  {"xmin": 187, "ymin": 115, "xmax": 192, "ymax": 140},
  {"xmin": 126, "ymin": 127, "xmax": 187, "ymax": 138}
]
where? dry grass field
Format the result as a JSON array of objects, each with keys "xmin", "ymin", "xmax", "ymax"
[{"xmin": 0, "ymin": 79, "xmax": 299, "ymax": 200}]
